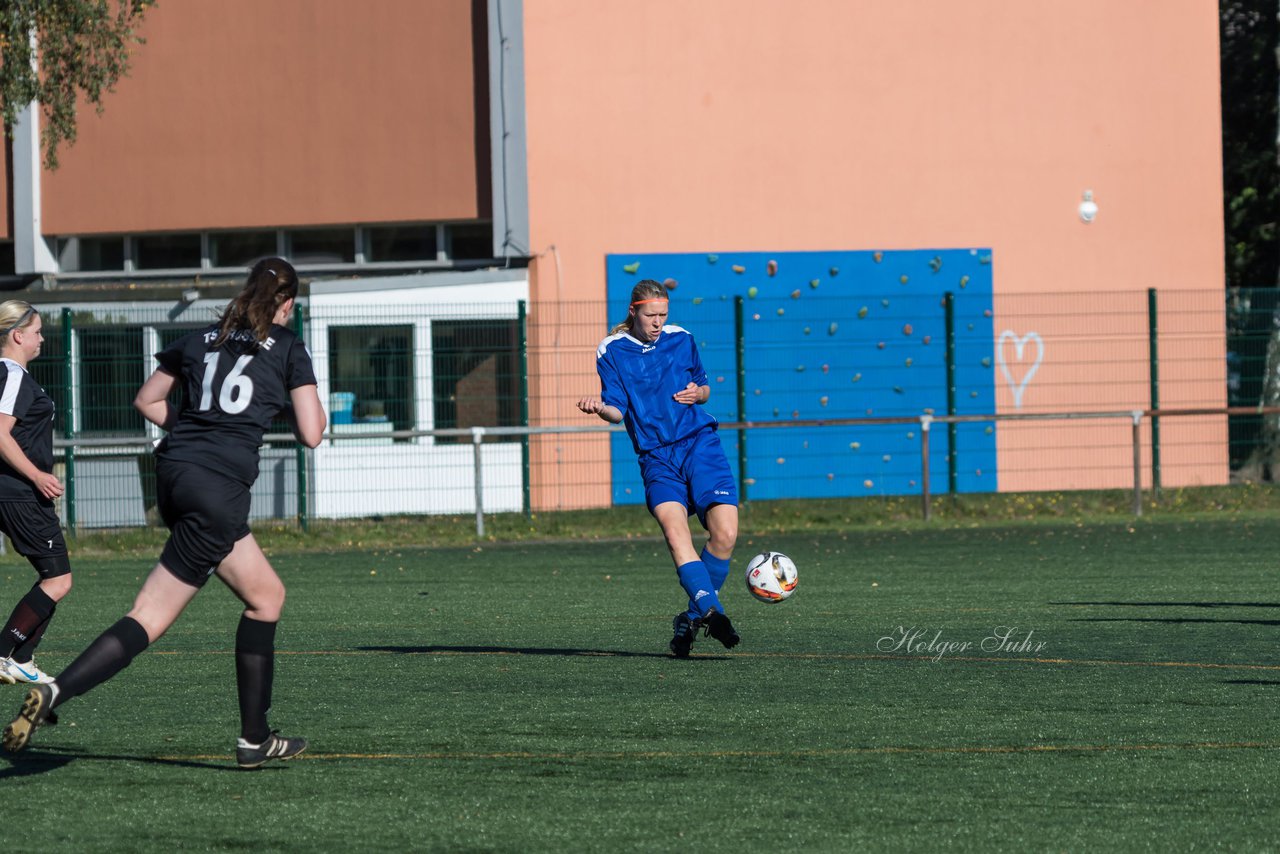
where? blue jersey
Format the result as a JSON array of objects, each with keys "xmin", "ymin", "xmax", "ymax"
[{"xmin": 595, "ymin": 325, "xmax": 718, "ymax": 454}]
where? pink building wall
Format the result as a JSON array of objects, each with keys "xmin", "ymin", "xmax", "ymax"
[{"xmin": 520, "ymin": 0, "xmax": 1225, "ymax": 504}]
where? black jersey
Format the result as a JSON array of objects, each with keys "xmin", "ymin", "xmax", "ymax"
[
  {"xmin": 0, "ymin": 358, "xmax": 56, "ymax": 504},
  {"xmin": 155, "ymin": 324, "xmax": 317, "ymax": 486}
]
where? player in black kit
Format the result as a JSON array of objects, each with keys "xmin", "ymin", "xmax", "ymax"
[
  {"xmin": 0, "ymin": 301, "xmax": 72, "ymax": 687},
  {"xmin": 3, "ymin": 259, "xmax": 326, "ymax": 767}
]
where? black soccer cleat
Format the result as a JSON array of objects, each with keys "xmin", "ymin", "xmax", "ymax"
[
  {"xmin": 2, "ymin": 682, "xmax": 56, "ymax": 754},
  {"xmin": 236, "ymin": 731, "xmax": 308, "ymax": 769},
  {"xmin": 702, "ymin": 608, "xmax": 741, "ymax": 650},
  {"xmin": 669, "ymin": 613, "xmax": 700, "ymax": 658}
]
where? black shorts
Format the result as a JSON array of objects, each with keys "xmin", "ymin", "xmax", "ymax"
[
  {"xmin": 0, "ymin": 500, "xmax": 70, "ymax": 579},
  {"xmin": 157, "ymin": 460, "xmax": 252, "ymax": 587}
]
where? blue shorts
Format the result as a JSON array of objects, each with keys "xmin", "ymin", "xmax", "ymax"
[{"xmin": 639, "ymin": 428, "xmax": 737, "ymax": 527}]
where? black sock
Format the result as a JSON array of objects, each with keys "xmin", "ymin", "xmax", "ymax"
[
  {"xmin": 12, "ymin": 602, "xmax": 55, "ymax": 664},
  {"xmin": 235, "ymin": 616, "xmax": 277, "ymax": 744},
  {"xmin": 53, "ymin": 617, "xmax": 150, "ymax": 709},
  {"xmin": 1, "ymin": 585, "xmax": 55, "ymax": 660}
]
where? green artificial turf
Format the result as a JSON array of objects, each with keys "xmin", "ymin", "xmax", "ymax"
[{"xmin": 3, "ymin": 516, "xmax": 1280, "ymax": 851}]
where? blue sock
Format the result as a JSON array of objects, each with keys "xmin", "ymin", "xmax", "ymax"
[
  {"xmin": 676, "ymin": 561, "xmax": 722, "ymax": 619},
  {"xmin": 701, "ymin": 547, "xmax": 731, "ymax": 593}
]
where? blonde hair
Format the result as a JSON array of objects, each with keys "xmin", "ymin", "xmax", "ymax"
[
  {"xmin": 0, "ymin": 301, "xmax": 38, "ymax": 347},
  {"xmin": 610, "ymin": 279, "xmax": 668, "ymax": 335}
]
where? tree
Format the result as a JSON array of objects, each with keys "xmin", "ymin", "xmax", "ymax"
[
  {"xmin": 1220, "ymin": 1, "xmax": 1280, "ymax": 477},
  {"xmin": 0, "ymin": 0, "xmax": 153, "ymax": 170},
  {"xmin": 1221, "ymin": 1, "xmax": 1278, "ymax": 295}
]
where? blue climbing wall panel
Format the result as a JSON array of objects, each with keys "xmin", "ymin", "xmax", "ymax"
[{"xmin": 602, "ymin": 250, "xmax": 996, "ymax": 505}]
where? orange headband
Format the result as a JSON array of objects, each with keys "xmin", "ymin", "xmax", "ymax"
[{"xmin": 631, "ymin": 298, "xmax": 669, "ymax": 306}]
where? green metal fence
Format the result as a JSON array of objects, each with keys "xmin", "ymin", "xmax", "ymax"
[{"xmin": 15, "ymin": 287, "xmax": 1262, "ymax": 533}]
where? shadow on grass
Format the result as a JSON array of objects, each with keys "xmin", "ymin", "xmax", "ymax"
[
  {"xmin": 1222, "ymin": 679, "xmax": 1280, "ymax": 686},
  {"xmin": 1, "ymin": 745, "xmax": 238, "ymax": 777},
  {"xmin": 1067, "ymin": 617, "xmax": 1280, "ymax": 627},
  {"xmin": 1052, "ymin": 601, "xmax": 1280, "ymax": 609},
  {"xmin": 1054, "ymin": 601, "xmax": 1280, "ymax": 626},
  {"xmin": 360, "ymin": 644, "xmax": 727, "ymax": 660}
]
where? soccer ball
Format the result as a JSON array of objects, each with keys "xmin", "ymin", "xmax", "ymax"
[{"xmin": 745, "ymin": 551, "xmax": 798, "ymax": 603}]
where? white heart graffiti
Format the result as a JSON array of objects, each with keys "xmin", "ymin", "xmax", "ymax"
[{"xmin": 997, "ymin": 331, "xmax": 1043, "ymax": 409}]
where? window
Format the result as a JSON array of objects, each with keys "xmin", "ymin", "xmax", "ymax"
[
  {"xmin": 136, "ymin": 233, "xmax": 202, "ymax": 270},
  {"xmin": 43, "ymin": 223, "xmax": 491, "ymax": 274},
  {"xmin": 432, "ymin": 319, "xmax": 520, "ymax": 442},
  {"xmin": 288, "ymin": 229, "xmax": 355, "ymax": 265},
  {"xmin": 364, "ymin": 225, "xmax": 437, "ymax": 262},
  {"xmin": 0, "ymin": 242, "xmax": 13, "ymax": 276},
  {"xmin": 327, "ymin": 325, "xmax": 414, "ymax": 432},
  {"xmin": 56, "ymin": 236, "xmax": 125, "ymax": 272},
  {"xmin": 447, "ymin": 223, "xmax": 492, "ymax": 260},
  {"xmin": 78, "ymin": 326, "xmax": 146, "ymax": 435},
  {"xmin": 210, "ymin": 231, "xmax": 277, "ymax": 268}
]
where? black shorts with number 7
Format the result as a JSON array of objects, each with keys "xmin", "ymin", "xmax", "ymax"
[{"xmin": 0, "ymin": 500, "xmax": 68, "ymax": 578}]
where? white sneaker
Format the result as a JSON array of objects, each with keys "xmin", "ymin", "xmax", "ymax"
[{"xmin": 0, "ymin": 657, "xmax": 54, "ymax": 685}]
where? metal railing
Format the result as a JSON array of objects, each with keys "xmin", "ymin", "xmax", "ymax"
[{"xmin": 47, "ymin": 404, "xmax": 1255, "ymax": 538}]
